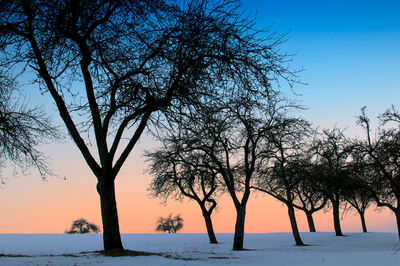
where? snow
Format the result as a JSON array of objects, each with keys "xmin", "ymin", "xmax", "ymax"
[{"xmin": 0, "ymin": 232, "xmax": 399, "ymax": 265}]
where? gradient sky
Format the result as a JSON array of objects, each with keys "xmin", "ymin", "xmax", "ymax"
[{"xmin": 1, "ymin": 0, "xmax": 399, "ymax": 234}]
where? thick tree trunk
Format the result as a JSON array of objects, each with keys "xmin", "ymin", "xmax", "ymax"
[
  {"xmin": 287, "ymin": 205, "xmax": 305, "ymax": 246},
  {"xmin": 202, "ymin": 210, "xmax": 218, "ymax": 244},
  {"xmin": 233, "ymin": 205, "xmax": 246, "ymax": 250},
  {"xmin": 305, "ymin": 211, "xmax": 316, "ymax": 232},
  {"xmin": 97, "ymin": 180, "xmax": 124, "ymax": 251},
  {"xmin": 332, "ymin": 201, "xmax": 343, "ymax": 236},
  {"xmin": 358, "ymin": 211, "xmax": 368, "ymax": 233}
]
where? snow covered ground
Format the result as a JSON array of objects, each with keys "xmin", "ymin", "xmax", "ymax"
[{"xmin": 0, "ymin": 232, "xmax": 399, "ymax": 265}]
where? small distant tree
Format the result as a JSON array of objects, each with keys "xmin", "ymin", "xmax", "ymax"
[
  {"xmin": 65, "ymin": 218, "xmax": 100, "ymax": 234},
  {"xmin": 155, "ymin": 214, "xmax": 183, "ymax": 233}
]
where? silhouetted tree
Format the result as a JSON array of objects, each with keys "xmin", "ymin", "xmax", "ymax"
[
  {"xmin": 356, "ymin": 106, "xmax": 400, "ymax": 240},
  {"xmin": 253, "ymin": 117, "xmax": 310, "ymax": 245},
  {"xmin": 146, "ymin": 146, "xmax": 219, "ymax": 243},
  {"xmin": 344, "ymin": 149, "xmax": 374, "ymax": 233},
  {"xmin": 0, "ymin": 0, "xmax": 298, "ymax": 251},
  {"xmin": 0, "ymin": 72, "xmax": 58, "ymax": 183},
  {"xmin": 164, "ymin": 94, "xmax": 300, "ymax": 250},
  {"xmin": 344, "ymin": 184, "xmax": 372, "ymax": 233},
  {"xmin": 65, "ymin": 218, "xmax": 100, "ymax": 234},
  {"xmin": 310, "ymin": 128, "xmax": 353, "ymax": 236},
  {"xmin": 155, "ymin": 214, "xmax": 183, "ymax": 233},
  {"xmin": 292, "ymin": 160, "xmax": 327, "ymax": 232}
]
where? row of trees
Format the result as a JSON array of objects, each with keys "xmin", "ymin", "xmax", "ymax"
[
  {"xmin": 146, "ymin": 98, "xmax": 400, "ymax": 249},
  {"xmin": 0, "ymin": 0, "xmax": 298, "ymax": 251},
  {"xmin": 1, "ymin": 0, "xmax": 398, "ymax": 253}
]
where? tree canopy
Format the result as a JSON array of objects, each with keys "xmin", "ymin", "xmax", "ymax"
[{"xmin": 65, "ymin": 218, "xmax": 100, "ymax": 234}]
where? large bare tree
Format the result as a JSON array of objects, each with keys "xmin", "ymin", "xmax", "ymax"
[{"xmin": 0, "ymin": 0, "xmax": 297, "ymax": 251}]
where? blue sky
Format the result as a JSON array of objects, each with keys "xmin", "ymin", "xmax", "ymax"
[
  {"xmin": 26, "ymin": 0, "xmax": 400, "ymax": 134},
  {"xmin": 242, "ymin": 0, "xmax": 400, "ymax": 134}
]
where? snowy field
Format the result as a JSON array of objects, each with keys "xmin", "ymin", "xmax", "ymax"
[{"xmin": 0, "ymin": 232, "xmax": 399, "ymax": 265}]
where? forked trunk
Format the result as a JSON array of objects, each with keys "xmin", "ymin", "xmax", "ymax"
[
  {"xmin": 305, "ymin": 211, "xmax": 316, "ymax": 232},
  {"xmin": 358, "ymin": 210, "xmax": 367, "ymax": 233},
  {"xmin": 288, "ymin": 205, "xmax": 305, "ymax": 246},
  {"xmin": 332, "ymin": 200, "xmax": 343, "ymax": 236},
  {"xmin": 233, "ymin": 206, "xmax": 246, "ymax": 250},
  {"xmin": 97, "ymin": 179, "xmax": 124, "ymax": 251},
  {"xmin": 202, "ymin": 210, "xmax": 218, "ymax": 244}
]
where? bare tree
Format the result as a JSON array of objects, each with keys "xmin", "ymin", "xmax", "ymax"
[
  {"xmin": 0, "ymin": 72, "xmax": 58, "ymax": 183},
  {"xmin": 344, "ymin": 148, "xmax": 374, "ymax": 233},
  {"xmin": 163, "ymin": 94, "xmax": 300, "ymax": 250},
  {"xmin": 253, "ymin": 117, "xmax": 311, "ymax": 246},
  {"xmin": 146, "ymin": 144, "xmax": 219, "ymax": 243},
  {"xmin": 155, "ymin": 214, "xmax": 183, "ymax": 233},
  {"xmin": 292, "ymin": 161, "xmax": 327, "ymax": 232},
  {"xmin": 65, "ymin": 218, "xmax": 100, "ymax": 234},
  {"xmin": 356, "ymin": 107, "xmax": 400, "ymax": 239},
  {"xmin": 344, "ymin": 185, "xmax": 372, "ymax": 233},
  {"xmin": 310, "ymin": 128, "xmax": 353, "ymax": 236},
  {"xmin": 0, "ymin": 0, "xmax": 297, "ymax": 251}
]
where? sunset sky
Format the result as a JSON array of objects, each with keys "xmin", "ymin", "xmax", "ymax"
[{"xmin": 1, "ymin": 0, "xmax": 399, "ymax": 235}]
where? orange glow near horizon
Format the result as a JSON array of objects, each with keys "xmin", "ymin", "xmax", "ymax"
[{"xmin": 0, "ymin": 138, "xmax": 397, "ymax": 235}]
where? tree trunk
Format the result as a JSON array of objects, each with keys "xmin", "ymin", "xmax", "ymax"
[
  {"xmin": 332, "ymin": 201, "xmax": 343, "ymax": 236},
  {"xmin": 395, "ymin": 210, "xmax": 400, "ymax": 241},
  {"xmin": 202, "ymin": 210, "xmax": 218, "ymax": 244},
  {"xmin": 97, "ymin": 180, "xmax": 124, "ymax": 251},
  {"xmin": 305, "ymin": 211, "xmax": 316, "ymax": 232},
  {"xmin": 288, "ymin": 205, "xmax": 305, "ymax": 245},
  {"xmin": 358, "ymin": 210, "xmax": 368, "ymax": 233},
  {"xmin": 233, "ymin": 205, "xmax": 246, "ymax": 250}
]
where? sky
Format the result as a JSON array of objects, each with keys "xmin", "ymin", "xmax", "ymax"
[{"xmin": 0, "ymin": 0, "xmax": 400, "ymax": 235}]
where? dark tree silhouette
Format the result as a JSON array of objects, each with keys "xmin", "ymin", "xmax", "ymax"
[
  {"xmin": 147, "ymin": 146, "xmax": 219, "ymax": 243},
  {"xmin": 356, "ymin": 107, "xmax": 400, "ymax": 240},
  {"xmin": 65, "ymin": 218, "xmax": 100, "ymax": 234},
  {"xmin": 344, "ymin": 184, "xmax": 372, "ymax": 233},
  {"xmin": 344, "ymin": 149, "xmax": 374, "ymax": 233},
  {"xmin": 0, "ymin": 0, "xmax": 298, "ymax": 251},
  {"xmin": 310, "ymin": 128, "xmax": 353, "ymax": 237},
  {"xmin": 253, "ymin": 117, "xmax": 311, "ymax": 246},
  {"xmin": 163, "ymin": 94, "xmax": 300, "ymax": 250},
  {"xmin": 292, "ymin": 161, "xmax": 327, "ymax": 232},
  {"xmin": 0, "ymin": 73, "xmax": 58, "ymax": 183},
  {"xmin": 155, "ymin": 214, "xmax": 183, "ymax": 233}
]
